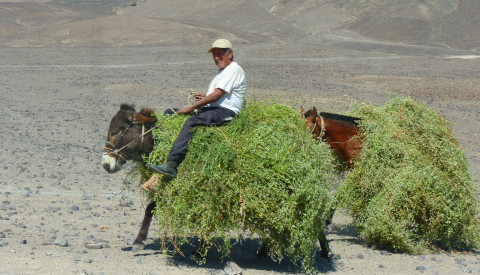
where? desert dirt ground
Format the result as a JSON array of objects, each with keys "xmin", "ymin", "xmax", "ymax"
[{"xmin": 0, "ymin": 42, "xmax": 479, "ymax": 274}]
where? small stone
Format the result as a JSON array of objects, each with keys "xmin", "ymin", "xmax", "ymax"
[
  {"xmin": 380, "ymin": 250, "xmax": 389, "ymax": 256},
  {"xmin": 82, "ymin": 194, "xmax": 91, "ymax": 200},
  {"xmin": 224, "ymin": 261, "xmax": 242, "ymax": 275},
  {"xmin": 41, "ymin": 240, "xmax": 51, "ymax": 245},
  {"xmin": 416, "ymin": 266, "xmax": 426, "ymax": 273},
  {"xmin": 331, "ymin": 254, "xmax": 341, "ymax": 260},
  {"xmin": 357, "ymin": 254, "xmax": 364, "ymax": 259},
  {"xmin": 18, "ymin": 239, "xmax": 27, "ymax": 244},
  {"xmin": 417, "ymin": 255, "xmax": 425, "ymax": 261},
  {"xmin": 120, "ymin": 201, "xmax": 132, "ymax": 207},
  {"xmin": 73, "ymin": 256, "xmax": 81, "ymax": 262},
  {"xmin": 456, "ymin": 258, "xmax": 466, "ymax": 266},
  {"xmin": 85, "ymin": 243, "xmax": 103, "ymax": 249},
  {"xmin": 464, "ymin": 267, "xmax": 476, "ymax": 273},
  {"xmin": 54, "ymin": 238, "xmax": 69, "ymax": 247}
]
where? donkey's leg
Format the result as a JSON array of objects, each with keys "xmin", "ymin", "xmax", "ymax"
[
  {"xmin": 318, "ymin": 233, "xmax": 329, "ymax": 259},
  {"xmin": 132, "ymin": 201, "xmax": 156, "ymax": 252},
  {"xmin": 325, "ymin": 204, "xmax": 336, "ymax": 226}
]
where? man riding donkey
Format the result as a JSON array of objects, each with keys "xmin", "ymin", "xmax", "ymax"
[{"xmin": 150, "ymin": 39, "xmax": 247, "ymax": 178}]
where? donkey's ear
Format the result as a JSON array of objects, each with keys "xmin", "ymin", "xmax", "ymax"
[
  {"xmin": 135, "ymin": 108, "xmax": 156, "ymax": 124},
  {"xmin": 135, "ymin": 113, "xmax": 156, "ymax": 124},
  {"xmin": 125, "ymin": 110, "xmax": 136, "ymax": 124},
  {"xmin": 138, "ymin": 108, "xmax": 155, "ymax": 118},
  {"xmin": 300, "ymin": 106, "xmax": 305, "ymax": 116},
  {"xmin": 310, "ymin": 106, "xmax": 318, "ymax": 118},
  {"xmin": 118, "ymin": 103, "xmax": 136, "ymax": 123}
]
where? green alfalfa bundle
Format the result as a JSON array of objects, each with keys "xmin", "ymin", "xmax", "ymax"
[
  {"xmin": 146, "ymin": 100, "xmax": 338, "ymax": 270},
  {"xmin": 338, "ymin": 97, "xmax": 480, "ymax": 253}
]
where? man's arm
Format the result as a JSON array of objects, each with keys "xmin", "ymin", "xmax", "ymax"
[{"xmin": 176, "ymin": 88, "xmax": 226, "ymax": 114}]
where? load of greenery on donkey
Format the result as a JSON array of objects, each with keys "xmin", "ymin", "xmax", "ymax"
[{"xmin": 132, "ymin": 98, "xmax": 479, "ymax": 271}]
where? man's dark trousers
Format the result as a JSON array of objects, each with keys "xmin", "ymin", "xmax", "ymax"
[{"xmin": 164, "ymin": 107, "xmax": 236, "ymax": 164}]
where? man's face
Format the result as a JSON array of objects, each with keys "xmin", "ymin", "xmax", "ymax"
[{"xmin": 211, "ymin": 48, "xmax": 233, "ymax": 69}]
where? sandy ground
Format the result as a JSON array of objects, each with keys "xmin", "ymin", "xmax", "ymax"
[{"xmin": 0, "ymin": 42, "xmax": 479, "ymax": 275}]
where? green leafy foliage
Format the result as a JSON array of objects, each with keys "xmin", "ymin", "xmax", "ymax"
[
  {"xmin": 145, "ymin": 101, "xmax": 338, "ymax": 270},
  {"xmin": 338, "ymin": 97, "xmax": 480, "ymax": 253}
]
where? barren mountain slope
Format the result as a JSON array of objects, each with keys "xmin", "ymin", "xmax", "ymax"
[
  {"xmin": 0, "ymin": 0, "xmax": 478, "ymax": 50},
  {"xmin": 338, "ymin": 0, "xmax": 479, "ymax": 50}
]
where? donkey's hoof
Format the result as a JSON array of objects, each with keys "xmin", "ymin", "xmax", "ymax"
[{"xmin": 131, "ymin": 243, "xmax": 145, "ymax": 253}]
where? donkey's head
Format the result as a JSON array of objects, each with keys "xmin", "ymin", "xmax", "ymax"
[
  {"xmin": 301, "ymin": 106, "xmax": 323, "ymax": 140},
  {"xmin": 102, "ymin": 104, "xmax": 156, "ymax": 173}
]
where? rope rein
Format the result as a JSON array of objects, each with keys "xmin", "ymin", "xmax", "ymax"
[
  {"xmin": 106, "ymin": 89, "xmax": 198, "ymax": 160},
  {"xmin": 319, "ymin": 115, "xmax": 326, "ymax": 139},
  {"xmin": 309, "ymin": 115, "xmax": 326, "ymax": 140},
  {"xmin": 114, "ymin": 113, "xmax": 178, "ymax": 154}
]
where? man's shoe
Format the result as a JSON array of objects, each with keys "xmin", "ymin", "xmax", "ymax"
[{"xmin": 149, "ymin": 162, "xmax": 177, "ymax": 179}]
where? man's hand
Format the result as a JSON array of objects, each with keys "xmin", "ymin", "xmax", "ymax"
[
  {"xmin": 194, "ymin": 92, "xmax": 206, "ymax": 100},
  {"xmin": 177, "ymin": 89, "xmax": 226, "ymax": 115},
  {"xmin": 176, "ymin": 106, "xmax": 195, "ymax": 114}
]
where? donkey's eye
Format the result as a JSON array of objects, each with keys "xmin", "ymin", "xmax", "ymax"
[{"xmin": 111, "ymin": 129, "xmax": 122, "ymax": 136}]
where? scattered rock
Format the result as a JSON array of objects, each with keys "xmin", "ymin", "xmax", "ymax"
[
  {"xmin": 73, "ymin": 256, "xmax": 81, "ymax": 262},
  {"xmin": 82, "ymin": 194, "xmax": 91, "ymax": 200},
  {"xmin": 83, "ymin": 258, "xmax": 93, "ymax": 263},
  {"xmin": 331, "ymin": 254, "xmax": 341, "ymax": 260},
  {"xmin": 224, "ymin": 261, "xmax": 242, "ymax": 275},
  {"xmin": 416, "ymin": 266, "xmax": 426, "ymax": 273},
  {"xmin": 85, "ymin": 243, "xmax": 104, "ymax": 249},
  {"xmin": 464, "ymin": 267, "xmax": 476, "ymax": 273},
  {"xmin": 120, "ymin": 201, "xmax": 133, "ymax": 207},
  {"xmin": 54, "ymin": 238, "xmax": 69, "ymax": 247}
]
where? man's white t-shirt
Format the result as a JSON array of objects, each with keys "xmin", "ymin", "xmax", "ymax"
[{"xmin": 206, "ymin": 62, "xmax": 247, "ymax": 114}]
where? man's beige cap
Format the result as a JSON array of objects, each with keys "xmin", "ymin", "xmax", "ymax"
[{"xmin": 208, "ymin": 39, "xmax": 232, "ymax": 53}]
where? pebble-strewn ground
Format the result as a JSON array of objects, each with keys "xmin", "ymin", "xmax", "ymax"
[{"xmin": 0, "ymin": 44, "xmax": 479, "ymax": 274}]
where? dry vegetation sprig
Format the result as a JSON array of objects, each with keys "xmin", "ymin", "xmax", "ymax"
[
  {"xmin": 338, "ymin": 97, "xmax": 480, "ymax": 253},
  {"xmin": 145, "ymin": 100, "xmax": 338, "ymax": 271}
]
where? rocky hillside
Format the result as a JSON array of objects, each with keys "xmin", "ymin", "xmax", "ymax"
[{"xmin": 0, "ymin": 0, "xmax": 478, "ymax": 51}]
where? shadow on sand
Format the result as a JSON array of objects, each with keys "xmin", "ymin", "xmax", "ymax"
[{"xmin": 123, "ymin": 236, "xmax": 336, "ymax": 273}]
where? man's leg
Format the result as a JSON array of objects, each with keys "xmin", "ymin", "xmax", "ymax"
[{"xmin": 150, "ymin": 107, "xmax": 235, "ymax": 178}]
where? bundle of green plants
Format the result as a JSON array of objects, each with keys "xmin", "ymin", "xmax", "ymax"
[
  {"xmin": 338, "ymin": 97, "xmax": 480, "ymax": 253},
  {"xmin": 145, "ymin": 100, "xmax": 338, "ymax": 270}
]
